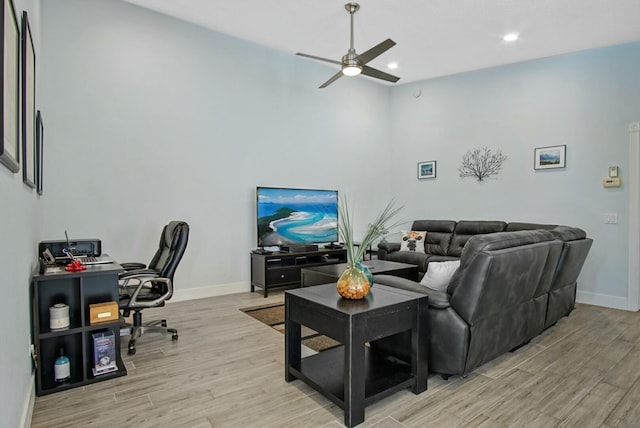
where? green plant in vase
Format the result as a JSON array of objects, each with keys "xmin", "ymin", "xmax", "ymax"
[{"xmin": 337, "ymin": 198, "xmax": 402, "ymax": 299}]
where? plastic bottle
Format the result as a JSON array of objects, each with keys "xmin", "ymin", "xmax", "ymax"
[{"xmin": 54, "ymin": 348, "xmax": 71, "ymax": 382}]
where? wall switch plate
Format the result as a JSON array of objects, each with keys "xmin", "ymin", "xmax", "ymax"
[{"xmin": 604, "ymin": 213, "xmax": 618, "ymax": 224}]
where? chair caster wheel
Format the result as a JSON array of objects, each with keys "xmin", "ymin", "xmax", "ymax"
[
  {"xmin": 128, "ymin": 348, "xmax": 136, "ymax": 355},
  {"xmin": 172, "ymin": 334, "xmax": 178, "ymax": 341},
  {"xmin": 161, "ymin": 320, "xmax": 167, "ymax": 327}
]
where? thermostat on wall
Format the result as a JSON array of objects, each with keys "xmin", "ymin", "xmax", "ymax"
[{"xmin": 603, "ymin": 178, "xmax": 622, "ymax": 188}]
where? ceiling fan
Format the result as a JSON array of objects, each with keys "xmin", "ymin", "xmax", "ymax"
[{"xmin": 296, "ymin": 3, "xmax": 400, "ymax": 88}]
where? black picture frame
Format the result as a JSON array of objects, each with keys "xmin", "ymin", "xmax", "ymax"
[
  {"xmin": 21, "ymin": 11, "xmax": 35, "ymax": 188},
  {"xmin": 1, "ymin": 0, "xmax": 20, "ymax": 173},
  {"xmin": 36, "ymin": 110, "xmax": 43, "ymax": 195},
  {"xmin": 534, "ymin": 145, "xmax": 566, "ymax": 170}
]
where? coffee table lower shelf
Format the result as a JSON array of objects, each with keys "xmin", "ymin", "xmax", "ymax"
[{"xmin": 288, "ymin": 345, "xmax": 415, "ymax": 408}]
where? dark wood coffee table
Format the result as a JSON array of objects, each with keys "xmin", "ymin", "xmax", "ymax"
[
  {"xmin": 285, "ymin": 283, "xmax": 428, "ymax": 428},
  {"xmin": 300, "ymin": 259, "xmax": 419, "ymax": 287}
]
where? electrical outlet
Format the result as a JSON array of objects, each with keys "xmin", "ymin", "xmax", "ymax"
[{"xmin": 604, "ymin": 213, "xmax": 618, "ymax": 224}]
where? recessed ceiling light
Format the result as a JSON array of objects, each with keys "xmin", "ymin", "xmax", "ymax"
[
  {"xmin": 387, "ymin": 62, "xmax": 398, "ymax": 70},
  {"xmin": 503, "ymin": 33, "xmax": 519, "ymax": 42}
]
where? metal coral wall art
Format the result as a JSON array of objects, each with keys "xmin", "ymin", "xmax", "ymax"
[{"xmin": 458, "ymin": 147, "xmax": 507, "ymax": 182}]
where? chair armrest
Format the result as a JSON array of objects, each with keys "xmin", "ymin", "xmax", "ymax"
[
  {"xmin": 120, "ymin": 262, "xmax": 147, "ymax": 271},
  {"xmin": 119, "ymin": 271, "xmax": 172, "ymax": 308},
  {"xmin": 119, "ymin": 268, "xmax": 159, "ymax": 280}
]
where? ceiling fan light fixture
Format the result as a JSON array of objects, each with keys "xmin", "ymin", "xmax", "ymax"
[
  {"xmin": 343, "ymin": 65, "xmax": 362, "ymax": 76},
  {"xmin": 342, "ymin": 51, "xmax": 362, "ymax": 76}
]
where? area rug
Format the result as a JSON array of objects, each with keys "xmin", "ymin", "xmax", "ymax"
[{"xmin": 240, "ymin": 303, "xmax": 341, "ymax": 353}]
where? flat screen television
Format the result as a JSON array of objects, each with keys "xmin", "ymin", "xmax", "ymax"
[{"xmin": 256, "ymin": 187, "xmax": 339, "ymax": 247}]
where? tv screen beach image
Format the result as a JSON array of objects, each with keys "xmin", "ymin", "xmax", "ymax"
[{"xmin": 257, "ymin": 188, "xmax": 338, "ymax": 246}]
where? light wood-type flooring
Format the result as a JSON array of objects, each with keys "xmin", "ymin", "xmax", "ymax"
[{"xmin": 31, "ymin": 290, "xmax": 640, "ymax": 427}]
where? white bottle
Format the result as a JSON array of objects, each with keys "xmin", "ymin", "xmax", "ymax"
[{"xmin": 54, "ymin": 348, "xmax": 71, "ymax": 382}]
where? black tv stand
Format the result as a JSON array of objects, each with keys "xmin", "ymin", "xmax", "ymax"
[
  {"xmin": 250, "ymin": 248, "xmax": 347, "ymax": 297},
  {"xmin": 324, "ymin": 242, "xmax": 344, "ymax": 249},
  {"xmin": 252, "ymin": 248, "xmax": 272, "ymax": 255}
]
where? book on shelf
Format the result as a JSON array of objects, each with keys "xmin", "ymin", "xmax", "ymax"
[{"xmin": 92, "ymin": 331, "xmax": 117, "ymax": 375}]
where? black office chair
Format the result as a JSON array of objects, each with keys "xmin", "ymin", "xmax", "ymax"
[{"xmin": 119, "ymin": 221, "xmax": 189, "ymax": 355}]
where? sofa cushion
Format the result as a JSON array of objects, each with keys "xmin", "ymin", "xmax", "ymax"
[
  {"xmin": 420, "ymin": 260, "xmax": 460, "ymax": 291},
  {"xmin": 411, "ymin": 220, "xmax": 456, "ymax": 255},
  {"xmin": 448, "ymin": 220, "xmax": 507, "ymax": 257},
  {"xmin": 549, "ymin": 225, "xmax": 587, "ymax": 241},
  {"xmin": 461, "ymin": 229, "xmax": 555, "ymax": 254},
  {"xmin": 400, "ymin": 230, "xmax": 426, "ymax": 253},
  {"xmin": 506, "ymin": 222, "xmax": 557, "ymax": 231}
]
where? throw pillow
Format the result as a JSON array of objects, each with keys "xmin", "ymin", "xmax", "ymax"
[
  {"xmin": 399, "ymin": 230, "xmax": 427, "ymax": 253},
  {"xmin": 420, "ymin": 260, "xmax": 461, "ymax": 292}
]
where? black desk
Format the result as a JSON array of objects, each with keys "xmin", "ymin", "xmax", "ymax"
[
  {"xmin": 285, "ymin": 283, "xmax": 428, "ymax": 427},
  {"xmin": 31, "ymin": 262, "xmax": 127, "ymax": 396}
]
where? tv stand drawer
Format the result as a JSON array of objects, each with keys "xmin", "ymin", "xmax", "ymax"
[{"xmin": 266, "ymin": 269, "xmax": 301, "ymax": 286}]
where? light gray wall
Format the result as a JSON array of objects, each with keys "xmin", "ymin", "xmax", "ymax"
[
  {"xmin": 39, "ymin": 0, "xmax": 393, "ymax": 296},
  {"xmin": 389, "ymin": 43, "xmax": 640, "ymax": 304},
  {"xmin": 5, "ymin": 0, "xmax": 639, "ymax": 424},
  {"xmin": 1, "ymin": 1, "xmax": 41, "ymax": 426}
]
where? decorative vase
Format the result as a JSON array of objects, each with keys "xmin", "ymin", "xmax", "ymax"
[
  {"xmin": 355, "ymin": 260, "xmax": 374, "ymax": 287},
  {"xmin": 337, "ymin": 263, "xmax": 371, "ymax": 299}
]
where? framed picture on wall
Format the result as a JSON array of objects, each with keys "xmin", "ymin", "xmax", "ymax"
[
  {"xmin": 21, "ymin": 11, "xmax": 36, "ymax": 188},
  {"xmin": 534, "ymin": 145, "xmax": 566, "ymax": 170},
  {"xmin": 417, "ymin": 160, "xmax": 436, "ymax": 179},
  {"xmin": 36, "ymin": 110, "xmax": 43, "ymax": 195},
  {"xmin": 1, "ymin": 0, "xmax": 20, "ymax": 173}
]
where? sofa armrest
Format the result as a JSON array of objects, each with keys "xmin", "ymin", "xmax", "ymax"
[
  {"xmin": 377, "ymin": 242, "xmax": 401, "ymax": 260},
  {"xmin": 373, "ymin": 274, "xmax": 450, "ymax": 309},
  {"xmin": 378, "ymin": 242, "xmax": 401, "ymax": 252}
]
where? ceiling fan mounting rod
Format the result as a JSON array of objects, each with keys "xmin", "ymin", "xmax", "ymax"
[{"xmin": 345, "ymin": 3, "xmax": 360, "ymax": 52}]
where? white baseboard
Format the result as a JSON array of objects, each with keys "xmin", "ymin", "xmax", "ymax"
[
  {"xmin": 576, "ymin": 290, "xmax": 629, "ymax": 311},
  {"xmin": 21, "ymin": 374, "xmax": 35, "ymax": 428},
  {"xmin": 171, "ymin": 281, "xmax": 250, "ymax": 302},
  {"xmin": 173, "ymin": 283, "xmax": 633, "ymax": 311}
]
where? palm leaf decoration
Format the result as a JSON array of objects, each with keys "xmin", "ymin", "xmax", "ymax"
[{"xmin": 338, "ymin": 197, "xmax": 403, "ymax": 264}]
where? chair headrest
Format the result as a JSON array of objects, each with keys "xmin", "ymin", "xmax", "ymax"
[{"xmin": 164, "ymin": 221, "xmax": 189, "ymax": 248}]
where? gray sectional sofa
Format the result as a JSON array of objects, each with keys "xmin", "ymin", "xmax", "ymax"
[
  {"xmin": 372, "ymin": 220, "xmax": 593, "ymax": 378},
  {"xmin": 378, "ymin": 220, "xmax": 561, "ymax": 275}
]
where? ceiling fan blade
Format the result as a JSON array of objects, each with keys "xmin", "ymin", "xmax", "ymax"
[
  {"xmin": 357, "ymin": 39, "xmax": 396, "ymax": 65},
  {"xmin": 361, "ymin": 65, "xmax": 400, "ymax": 83},
  {"xmin": 296, "ymin": 53, "xmax": 341, "ymax": 66},
  {"xmin": 319, "ymin": 71, "xmax": 344, "ymax": 88}
]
